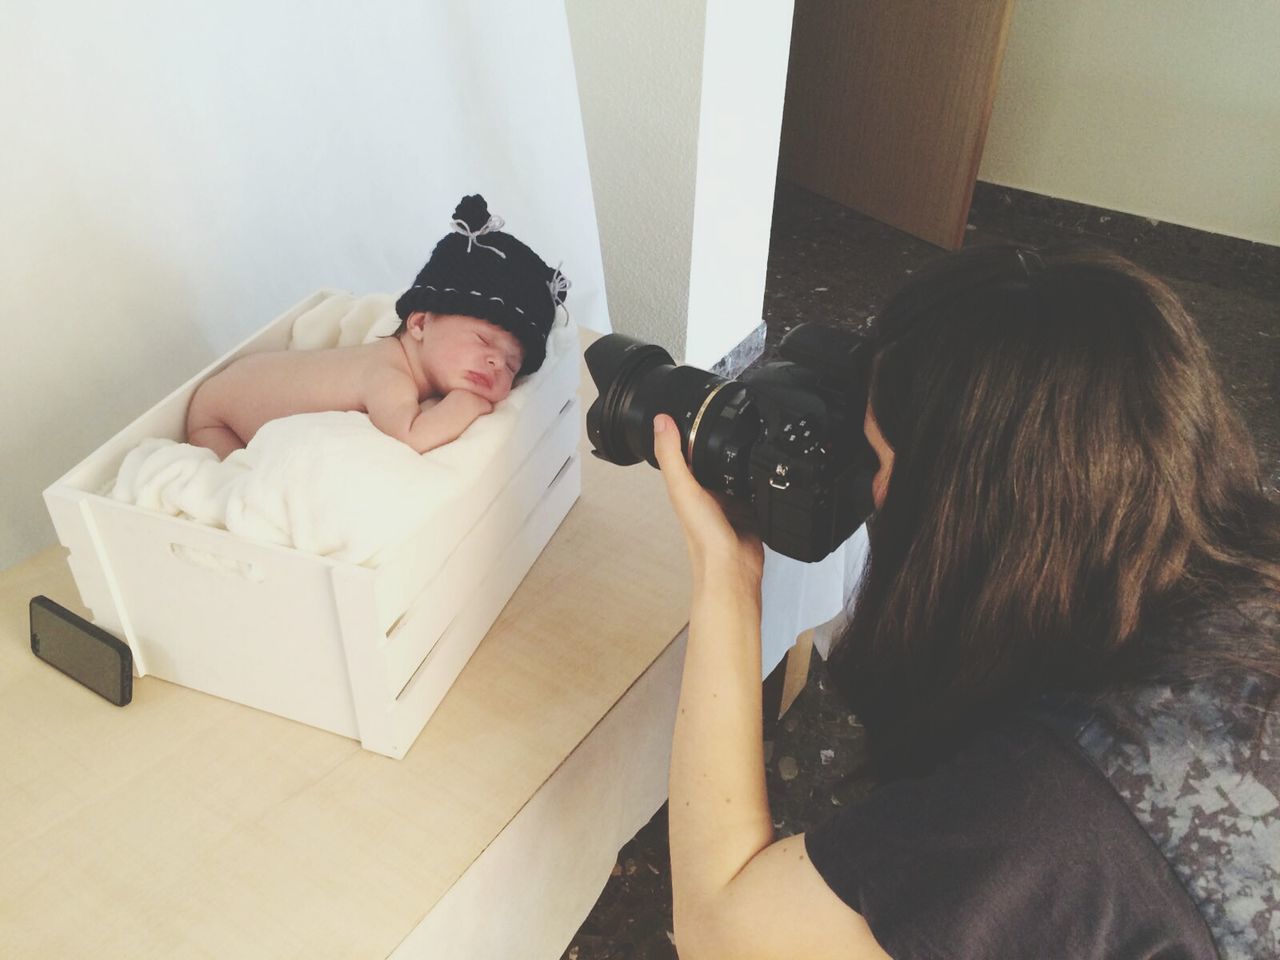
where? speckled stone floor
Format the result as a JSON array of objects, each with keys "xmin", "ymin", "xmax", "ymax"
[{"xmin": 561, "ymin": 181, "xmax": 1280, "ymax": 960}]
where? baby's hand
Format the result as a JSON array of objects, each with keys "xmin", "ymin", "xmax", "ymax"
[{"xmin": 443, "ymin": 388, "xmax": 494, "ymax": 418}]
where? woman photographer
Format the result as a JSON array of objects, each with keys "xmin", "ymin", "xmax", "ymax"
[{"xmin": 654, "ymin": 245, "xmax": 1279, "ymax": 960}]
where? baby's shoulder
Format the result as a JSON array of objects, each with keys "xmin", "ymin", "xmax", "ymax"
[
  {"xmin": 356, "ymin": 336, "xmax": 408, "ymax": 374},
  {"xmin": 356, "ymin": 338, "xmax": 418, "ymax": 397}
]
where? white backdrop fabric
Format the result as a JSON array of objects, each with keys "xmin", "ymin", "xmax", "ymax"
[
  {"xmin": 0, "ymin": 0, "xmax": 608, "ymax": 568},
  {"xmin": 760, "ymin": 525, "xmax": 870, "ymax": 673}
]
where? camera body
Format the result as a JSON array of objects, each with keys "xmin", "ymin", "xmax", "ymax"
[
  {"xmin": 739, "ymin": 324, "xmax": 878, "ymax": 561},
  {"xmin": 585, "ymin": 322, "xmax": 877, "ymax": 562}
]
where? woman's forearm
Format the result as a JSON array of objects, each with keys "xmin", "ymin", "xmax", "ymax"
[{"xmin": 669, "ymin": 556, "xmax": 773, "ymax": 928}]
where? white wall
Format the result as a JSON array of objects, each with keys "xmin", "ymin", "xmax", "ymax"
[
  {"xmin": 980, "ymin": 0, "xmax": 1280, "ymax": 246},
  {"xmin": 685, "ymin": 1, "xmax": 795, "ymax": 369},
  {"xmin": 564, "ymin": 1, "xmax": 708, "ymax": 359},
  {"xmin": 0, "ymin": 1, "xmax": 607, "ymax": 569},
  {"xmin": 565, "ymin": 1, "xmax": 795, "ymax": 366}
]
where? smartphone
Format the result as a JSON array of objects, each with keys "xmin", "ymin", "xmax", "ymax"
[{"xmin": 30, "ymin": 596, "xmax": 133, "ymax": 707}]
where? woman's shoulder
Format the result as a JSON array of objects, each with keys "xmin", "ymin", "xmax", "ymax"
[
  {"xmin": 805, "ymin": 713, "xmax": 1218, "ymax": 959},
  {"xmin": 1032, "ymin": 607, "xmax": 1280, "ymax": 960},
  {"xmin": 1071, "ymin": 597, "xmax": 1280, "ymax": 753},
  {"xmin": 803, "ymin": 602, "xmax": 1279, "ymax": 959}
]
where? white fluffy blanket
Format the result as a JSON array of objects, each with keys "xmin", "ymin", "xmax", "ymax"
[{"xmin": 110, "ymin": 293, "xmax": 575, "ymax": 567}]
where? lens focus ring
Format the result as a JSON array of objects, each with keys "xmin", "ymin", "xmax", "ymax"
[{"xmin": 686, "ymin": 380, "xmax": 734, "ymax": 469}]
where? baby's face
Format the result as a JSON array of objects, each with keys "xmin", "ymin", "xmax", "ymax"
[{"xmin": 416, "ymin": 313, "xmax": 525, "ymax": 403}]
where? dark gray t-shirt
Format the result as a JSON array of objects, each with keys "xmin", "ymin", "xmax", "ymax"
[{"xmin": 805, "ymin": 664, "xmax": 1279, "ymax": 959}]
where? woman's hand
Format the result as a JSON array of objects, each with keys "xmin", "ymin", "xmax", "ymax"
[{"xmin": 652, "ymin": 414, "xmax": 764, "ymax": 586}]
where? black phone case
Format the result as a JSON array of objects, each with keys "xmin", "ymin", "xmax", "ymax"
[{"xmin": 30, "ymin": 595, "xmax": 133, "ymax": 707}]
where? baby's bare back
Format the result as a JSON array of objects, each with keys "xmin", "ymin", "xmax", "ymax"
[{"xmin": 188, "ymin": 339, "xmax": 406, "ymax": 446}]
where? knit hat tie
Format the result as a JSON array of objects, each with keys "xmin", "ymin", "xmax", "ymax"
[{"xmin": 450, "ymin": 207, "xmax": 507, "ymax": 258}]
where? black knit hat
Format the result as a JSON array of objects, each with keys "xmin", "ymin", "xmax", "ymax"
[{"xmin": 395, "ymin": 195, "xmax": 568, "ymax": 375}]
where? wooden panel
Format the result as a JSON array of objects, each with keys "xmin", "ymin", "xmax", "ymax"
[
  {"xmin": 779, "ymin": 0, "xmax": 1017, "ymax": 249},
  {"xmin": 778, "ymin": 629, "xmax": 814, "ymax": 719}
]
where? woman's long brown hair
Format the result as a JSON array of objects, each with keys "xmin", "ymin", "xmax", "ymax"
[{"xmin": 828, "ymin": 244, "xmax": 1280, "ymax": 777}]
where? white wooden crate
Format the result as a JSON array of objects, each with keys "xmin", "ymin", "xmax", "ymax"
[{"xmin": 43, "ymin": 293, "xmax": 582, "ymax": 758}]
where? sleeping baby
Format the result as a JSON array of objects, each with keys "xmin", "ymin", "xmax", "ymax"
[{"xmin": 187, "ymin": 195, "xmax": 569, "ymax": 459}]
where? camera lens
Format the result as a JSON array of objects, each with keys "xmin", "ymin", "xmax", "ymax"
[
  {"xmin": 585, "ymin": 334, "xmax": 763, "ymax": 496},
  {"xmin": 584, "ymin": 334, "xmax": 670, "ymax": 466}
]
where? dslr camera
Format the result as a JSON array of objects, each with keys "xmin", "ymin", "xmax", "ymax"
[{"xmin": 585, "ymin": 323, "xmax": 878, "ymax": 562}]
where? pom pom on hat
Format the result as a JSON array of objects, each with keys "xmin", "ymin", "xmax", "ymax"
[
  {"xmin": 452, "ymin": 194, "xmax": 492, "ymax": 232},
  {"xmin": 395, "ymin": 194, "xmax": 567, "ymax": 375}
]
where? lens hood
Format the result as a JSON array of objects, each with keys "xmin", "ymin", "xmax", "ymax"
[{"xmin": 585, "ymin": 334, "xmax": 675, "ymax": 465}]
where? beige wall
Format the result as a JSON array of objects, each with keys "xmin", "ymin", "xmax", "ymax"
[{"xmin": 980, "ymin": 0, "xmax": 1280, "ymax": 246}]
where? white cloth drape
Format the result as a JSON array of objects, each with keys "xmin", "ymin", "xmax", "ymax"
[{"xmin": 760, "ymin": 524, "xmax": 870, "ymax": 674}]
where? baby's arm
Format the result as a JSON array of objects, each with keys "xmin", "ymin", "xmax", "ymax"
[
  {"xmin": 406, "ymin": 390, "xmax": 494, "ymax": 452},
  {"xmin": 367, "ymin": 378, "xmax": 494, "ymax": 454}
]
